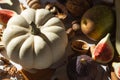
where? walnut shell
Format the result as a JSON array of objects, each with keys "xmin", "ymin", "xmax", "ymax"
[
  {"xmin": 71, "ymin": 40, "xmax": 89, "ymax": 54},
  {"xmin": 65, "ymin": 0, "xmax": 92, "ymax": 18},
  {"xmin": 27, "ymin": 0, "xmax": 41, "ymax": 9}
]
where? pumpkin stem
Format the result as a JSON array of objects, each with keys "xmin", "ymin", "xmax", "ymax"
[{"xmin": 30, "ymin": 21, "xmax": 40, "ymax": 35}]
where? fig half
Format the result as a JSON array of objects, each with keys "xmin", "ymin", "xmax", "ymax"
[
  {"xmin": 91, "ymin": 33, "xmax": 114, "ymax": 64},
  {"xmin": 0, "ymin": 9, "xmax": 17, "ymax": 26},
  {"xmin": 112, "ymin": 62, "xmax": 120, "ymax": 79}
]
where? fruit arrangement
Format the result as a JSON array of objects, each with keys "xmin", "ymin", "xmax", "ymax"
[{"xmin": 0, "ymin": 0, "xmax": 120, "ymax": 80}]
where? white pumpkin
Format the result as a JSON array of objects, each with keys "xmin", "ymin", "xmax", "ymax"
[{"xmin": 2, "ymin": 8, "xmax": 68, "ymax": 69}]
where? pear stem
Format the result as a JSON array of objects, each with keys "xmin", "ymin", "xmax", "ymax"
[{"xmin": 30, "ymin": 22, "xmax": 40, "ymax": 35}]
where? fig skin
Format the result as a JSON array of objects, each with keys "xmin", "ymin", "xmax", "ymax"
[
  {"xmin": 76, "ymin": 55, "xmax": 98, "ymax": 78},
  {"xmin": 67, "ymin": 55, "xmax": 97, "ymax": 80}
]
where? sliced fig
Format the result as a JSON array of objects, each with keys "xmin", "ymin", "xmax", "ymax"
[
  {"xmin": 112, "ymin": 62, "xmax": 120, "ymax": 79},
  {"xmin": 91, "ymin": 33, "xmax": 114, "ymax": 64},
  {"xmin": 0, "ymin": 9, "xmax": 17, "ymax": 26}
]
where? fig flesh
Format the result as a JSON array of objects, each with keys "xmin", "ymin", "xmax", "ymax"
[
  {"xmin": 0, "ymin": 9, "xmax": 17, "ymax": 25},
  {"xmin": 91, "ymin": 33, "xmax": 114, "ymax": 64},
  {"xmin": 112, "ymin": 62, "xmax": 120, "ymax": 79}
]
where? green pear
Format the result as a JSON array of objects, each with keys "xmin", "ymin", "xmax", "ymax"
[{"xmin": 81, "ymin": 5, "xmax": 115, "ymax": 41}]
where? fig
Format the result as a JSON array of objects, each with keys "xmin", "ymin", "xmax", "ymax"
[
  {"xmin": 76, "ymin": 55, "xmax": 97, "ymax": 77},
  {"xmin": 67, "ymin": 55, "xmax": 99, "ymax": 80},
  {"xmin": 112, "ymin": 62, "xmax": 120, "ymax": 79},
  {"xmin": 81, "ymin": 5, "xmax": 115, "ymax": 41},
  {"xmin": 91, "ymin": 33, "xmax": 114, "ymax": 64},
  {"xmin": 0, "ymin": 9, "xmax": 17, "ymax": 26}
]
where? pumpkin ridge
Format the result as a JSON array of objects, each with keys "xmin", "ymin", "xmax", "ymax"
[
  {"xmin": 3, "ymin": 28, "xmax": 29, "ymax": 46},
  {"xmin": 19, "ymin": 35, "xmax": 35, "ymax": 68},
  {"xmin": 43, "ymin": 17, "xmax": 64, "ymax": 27},
  {"xmin": 7, "ymin": 15, "xmax": 30, "ymax": 28},
  {"xmin": 41, "ymin": 26, "xmax": 67, "ymax": 46},
  {"xmin": 35, "ymin": 9, "xmax": 54, "ymax": 26},
  {"xmin": 33, "ymin": 35, "xmax": 53, "ymax": 69},
  {"xmin": 38, "ymin": 32, "xmax": 59, "ymax": 63},
  {"xmin": 6, "ymin": 35, "xmax": 29, "ymax": 64},
  {"xmin": 37, "ymin": 32, "xmax": 53, "ymax": 53},
  {"xmin": 12, "ymin": 25, "xmax": 30, "ymax": 30},
  {"xmin": 41, "ymin": 26, "xmax": 65, "ymax": 36},
  {"xmin": 41, "ymin": 31, "xmax": 67, "ymax": 62}
]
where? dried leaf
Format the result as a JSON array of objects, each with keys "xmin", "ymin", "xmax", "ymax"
[{"xmin": 0, "ymin": 0, "xmax": 13, "ymax": 6}]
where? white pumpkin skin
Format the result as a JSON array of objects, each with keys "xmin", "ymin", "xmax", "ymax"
[{"xmin": 3, "ymin": 9, "xmax": 68, "ymax": 69}]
